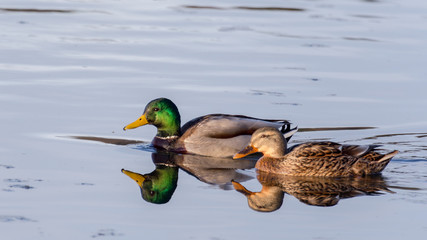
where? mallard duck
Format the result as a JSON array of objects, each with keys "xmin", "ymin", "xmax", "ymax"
[
  {"xmin": 233, "ymin": 127, "xmax": 398, "ymax": 177},
  {"xmin": 123, "ymin": 98, "xmax": 297, "ymax": 157}
]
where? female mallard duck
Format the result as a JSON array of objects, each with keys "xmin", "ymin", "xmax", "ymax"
[
  {"xmin": 123, "ymin": 98, "xmax": 297, "ymax": 158},
  {"xmin": 233, "ymin": 127, "xmax": 398, "ymax": 177}
]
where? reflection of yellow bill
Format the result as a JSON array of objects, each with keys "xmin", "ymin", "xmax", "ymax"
[
  {"xmin": 123, "ymin": 114, "xmax": 148, "ymax": 130},
  {"xmin": 121, "ymin": 169, "xmax": 145, "ymax": 187}
]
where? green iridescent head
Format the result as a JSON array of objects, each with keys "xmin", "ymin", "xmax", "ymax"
[
  {"xmin": 122, "ymin": 165, "xmax": 178, "ymax": 204},
  {"xmin": 124, "ymin": 98, "xmax": 181, "ymax": 137}
]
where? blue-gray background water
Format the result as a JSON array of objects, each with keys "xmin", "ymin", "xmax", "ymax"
[{"xmin": 1, "ymin": 0, "xmax": 426, "ymax": 239}]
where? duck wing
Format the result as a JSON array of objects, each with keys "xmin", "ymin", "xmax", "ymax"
[
  {"xmin": 289, "ymin": 142, "xmax": 397, "ymax": 176},
  {"xmin": 286, "ymin": 142, "xmax": 359, "ymax": 177},
  {"xmin": 340, "ymin": 144, "xmax": 381, "ymax": 157},
  {"xmin": 180, "ymin": 114, "xmax": 294, "ymax": 157},
  {"xmin": 181, "ymin": 114, "xmax": 292, "ymax": 137},
  {"xmin": 290, "ymin": 142, "xmax": 343, "ymax": 157}
]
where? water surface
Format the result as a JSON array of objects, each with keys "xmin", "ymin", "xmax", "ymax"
[{"xmin": 1, "ymin": 0, "xmax": 427, "ymax": 239}]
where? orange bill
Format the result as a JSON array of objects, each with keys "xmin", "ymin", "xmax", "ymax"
[
  {"xmin": 233, "ymin": 145, "xmax": 259, "ymax": 159},
  {"xmin": 231, "ymin": 180, "xmax": 254, "ymax": 196}
]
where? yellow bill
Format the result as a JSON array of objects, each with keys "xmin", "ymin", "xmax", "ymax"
[{"xmin": 123, "ymin": 114, "xmax": 148, "ymax": 130}]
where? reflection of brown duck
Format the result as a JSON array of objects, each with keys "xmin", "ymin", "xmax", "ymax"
[
  {"xmin": 232, "ymin": 182, "xmax": 284, "ymax": 212},
  {"xmin": 122, "ymin": 151, "xmax": 257, "ymax": 204},
  {"xmin": 234, "ymin": 127, "xmax": 398, "ymax": 177},
  {"xmin": 232, "ymin": 172, "xmax": 393, "ymax": 212}
]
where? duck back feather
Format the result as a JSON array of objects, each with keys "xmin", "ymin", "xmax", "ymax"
[{"xmin": 180, "ymin": 114, "xmax": 294, "ymax": 157}]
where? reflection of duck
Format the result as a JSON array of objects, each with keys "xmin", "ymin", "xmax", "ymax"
[
  {"xmin": 234, "ymin": 127, "xmax": 398, "ymax": 177},
  {"xmin": 232, "ymin": 172, "xmax": 393, "ymax": 212},
  {"xmin": 122, "ymin": 151, "xmax": 256, "ymax": 204},
  {"xmin": 123, "ymin": 98, "xmax": 297, "ymax": 157},
  {"xmin": 232, "ymin": 182, "xmax": 284, "ymax": 212},
  {"xmin": 121, "ymin": 164, "xmax": 178, "ymax": 204},
  {"xmin": 171, "ymin": 153, "xmax": 256, "ymax": 189}
]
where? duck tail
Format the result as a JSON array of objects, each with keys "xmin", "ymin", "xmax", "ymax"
[
  {"xmin": 281, "ymin": 123, "xmax": 298, "ymax": 142},
  {"xmin": 351, "ymin": 150, "xmax": 398, "ymax": 175},
  {"xmin": 378, "ymin": 150, "xmax": 399, "ymax": 164},
  {"xmin": 370, "ymin": 150, "xmax": 398, "ymax": 174}
]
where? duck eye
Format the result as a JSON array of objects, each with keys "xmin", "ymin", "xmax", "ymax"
[
  {"xmin": 150, "ymin": 191, "xmax": 155, "ymax": 196},
  {"xmin": 153, "ymin": 108, "xmax": 159, "ymax": 112}
]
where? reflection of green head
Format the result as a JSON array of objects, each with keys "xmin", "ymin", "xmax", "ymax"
[{"xmin": 122, "ymin": 165, "xmax": 178, "ymax": 204}]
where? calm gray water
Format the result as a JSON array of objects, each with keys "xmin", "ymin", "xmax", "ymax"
[{"xmin": 1, "ymin": 0, "xmax": 426, "ymax": 239}]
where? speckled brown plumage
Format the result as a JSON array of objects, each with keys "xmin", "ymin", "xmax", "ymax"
[
  {"xmin": 257, "ymin": 172, "xmax": 392, "ymax": 207},
  {"xmin": 235, "ymin": 127, "xmax": 398, "ymax": 177}
]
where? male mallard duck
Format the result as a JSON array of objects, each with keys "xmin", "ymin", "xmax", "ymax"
[
  {"xmin": 233, "ymin": 127, "xmax": 398, "ymax": 177},
  {"xmin": 123, "ymin": 98, "xmax": 297, "ymax": 157}
]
